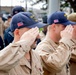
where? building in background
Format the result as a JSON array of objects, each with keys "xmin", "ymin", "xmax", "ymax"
[{"xmin": 0, "ymin": 0, "xmax": 48, "ymax": 21}]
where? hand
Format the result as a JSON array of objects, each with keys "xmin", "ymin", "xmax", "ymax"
[
  {"xmin": 61, "ymin": 25, "xmax": 74, "ymax": 39},
  {"xmin": 20, "ymin": 27, "xmax": 39, "ymax": 47},
  {"xmin": 72, "ymin": 25, "xmax": 76, "ymax": 39}
]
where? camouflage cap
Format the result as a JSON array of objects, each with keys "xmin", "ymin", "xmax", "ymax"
[{"xmin": 67, "ymin": 13, "xmax": 76, "ymax": 22}]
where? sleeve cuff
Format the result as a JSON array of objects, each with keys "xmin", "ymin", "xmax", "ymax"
[
  {"xmin": 59, "ymin": 37, "xmax": 75, "ymax": 47},
  {"xmin": 12, "ymin": 40, "xmax": 30, "ymax": 53}
]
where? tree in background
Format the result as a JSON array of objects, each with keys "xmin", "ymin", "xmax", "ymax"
[{"xmin": 30, "ymin": 0, "xmax": 76, "ymax": 12}]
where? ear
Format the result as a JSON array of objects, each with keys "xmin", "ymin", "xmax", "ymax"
[
  {"xmin": 13, "ymin": 29, "xmax": 20, "ymax": 42},
  {"xmin": 14, "ymin": 29, "xmax": 20, "ymax": 36},
  {"xmin": 51, "ymin": 24, "xmax": 56, "ymax": 31}
]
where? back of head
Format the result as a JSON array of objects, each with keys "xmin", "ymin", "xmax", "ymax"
[
  {"xmin": 7, "ymin": 14, "xmax": 12, "ymax": 19},
  {"xmin": 67, "ymin": 13, "xmax": 76, "ymax": 22},
  {"xmin": 47, "ymin": 11, "xmax": 76, "ymax": 26},
  {"xmin": 12, "ymin": 6, "xmax": 25, "ymax": 16}
]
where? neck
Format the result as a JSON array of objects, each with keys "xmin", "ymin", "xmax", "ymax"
[
  {"xmin": 25, "ymin": 51, "xmax": 31, "ymax": 60},
  {"xmin": 51, "ymin": 35, "xmax": 59, "ymax": 43},
  {"xmin": 46, "ymin": 32, "xmax": 60, "ymax": 43}
]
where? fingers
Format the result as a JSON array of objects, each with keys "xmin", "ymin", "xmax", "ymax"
[
  {"xmin": 29, "ymin": 27, "xmax": 39, "ymax": 37},
  {"xmin": 61, "ymin": 25, "xmax": 74, "ymax": 39},
  {"xmin": 22, "ymin": 27, "xmax": 39, "ymax": 37},
  {"xmin": 20, "ymin": 27, "xmax": 39, "ymax": 40},
  {"xmin": 68, "ymin": 25, "xmax": 73, "ymax": 33},
  {"xmin": 32, "ymin": 27, "xmax": 39, "ymax": 37},
  {"xmin": 70, "ymin": 27, "xmax": 74, "ymax": 34},
  {"xmin": 64, "ymin": 25, "xmax": 74, "ymax": 33},
  {"xmin": 31, "ymin": 27, "xmax": 39, "ymax": 34}
]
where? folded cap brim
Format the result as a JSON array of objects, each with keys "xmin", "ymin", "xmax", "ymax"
[
  {"xmin": 62, "ymin": 21, "xmax": 76, "ymax": 26},
  {"xmin": 27, "ymin": 22, "xmax": 48, "ymax": 28}
]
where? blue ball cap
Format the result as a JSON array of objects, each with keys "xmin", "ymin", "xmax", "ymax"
[
  {"xmin": 47, "ymin": 11, "xmax": 76, "ymax": 25},
  {"xmin": 10, "ymin": 12, "xmax": 47, "ymax": 32},
  {"xmin": 12, "ymin": 6, "xmax": 25, "ymax": 16}
]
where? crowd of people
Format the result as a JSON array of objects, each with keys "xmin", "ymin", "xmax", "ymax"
[{"xmin": 0, "ymin": 6, "xmax": 76, "ymax": 75}]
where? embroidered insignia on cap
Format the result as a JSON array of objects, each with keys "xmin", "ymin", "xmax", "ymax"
[
  {"xmin": 17, "ymin": 22, "xmax": 23, "ymax": 27},
  {"xmin": 54, "ymin": 19, "xmax": 59, "ymax": 23},
  {"xmin": 30, "ymin": 15, "xmax": 38, "ymax": 22},
  {"xmin": 64, "ymin": 14, "xmax": 67, "ymax": 17}
]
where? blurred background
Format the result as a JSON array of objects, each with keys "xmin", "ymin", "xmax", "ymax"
[{"xmin": 0, "ymin": 0, "xmax": 76, "ymax": 21}]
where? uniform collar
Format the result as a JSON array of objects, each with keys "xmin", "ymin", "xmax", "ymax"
[{"xmin": 45, "ymin": 36, "xmax": 59, "ymax": 48}]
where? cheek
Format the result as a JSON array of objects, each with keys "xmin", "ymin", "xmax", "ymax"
[
  {"xmin": 61, "ymin": 26, "xmax": 65, "ymax": 31},
  {"xmin": 73, "ymin": 26, "xmax": 76, "ymax": 32},
  {"xmin": 19, "ymin": 32, "xmax": 23, "ymax": 37},
  {"xmin": 55, "ymin": 30, "xmax": 60, "ymax": 35},
  {"xmin": 74, "ymin": 27, "xmax": 76, "ymax": 31},
  {"xmin": 20, "ymin": 30, "xmax": 28, "ymax": 36},
  {"xmin": 74, "ymin": 29, "xmax": 76, "ymax": 34},
  {"xmin": 56, "ymin": 28, "xmax": 64, "ymax": 35}
]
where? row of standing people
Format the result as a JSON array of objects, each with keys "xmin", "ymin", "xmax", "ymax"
[
  {"xmin": 0, "ymin": 6, "xmax": 25, "ymax": 49},
  {"xmin": 0, "ymin": 15, "xmax": 12, "ymax": 49},
  {"xmin": 0, "ymin": 6, "xmax": 76, "ymax": 75}
]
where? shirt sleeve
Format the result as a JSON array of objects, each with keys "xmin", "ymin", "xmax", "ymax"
[
  {"xmin": 0, "ymin": 40, "xmax": 30, "ymax": 71},
  {"xmin": 36, "ymin": 37, "xmax": 76, "ymax": 73},
  {"xmin": 69, "ymin": 39, "xmax": 76, "ymax": 62}
]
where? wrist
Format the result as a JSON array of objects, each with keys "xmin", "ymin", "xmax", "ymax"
[{"xmin": 59, "ymin": 37, "xmax": 75, "ymax": 47}]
